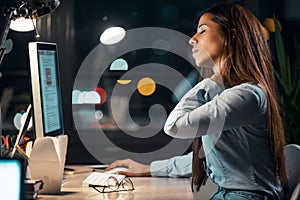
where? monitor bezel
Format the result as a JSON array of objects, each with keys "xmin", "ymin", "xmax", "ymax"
[{"xmin": 28, "ymin": 41, "xmax": 64, "ymax": 139}]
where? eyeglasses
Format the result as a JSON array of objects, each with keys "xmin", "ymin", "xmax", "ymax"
[{"xmin": 91, "ymin": 176, "xmax": 134, "ymax": 193}]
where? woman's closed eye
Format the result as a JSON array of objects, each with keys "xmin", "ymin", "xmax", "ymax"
[{"xmin": 197, "ymin": 24, "xmax": 207, "ymax": 34}]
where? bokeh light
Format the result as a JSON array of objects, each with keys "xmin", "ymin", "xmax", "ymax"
[
  {"xmin": 72, "ymin": 90, "xmax": 102, "ymax": 104},
  {"xmin": 5, "ymin": 39, "xmax": 13, "ymax": 54},
  {"xmin": 117, "ymin": 80, "xmax": 132, "ymax": 85},
  {"xmin": 94, "ymin": 87, "xmax": 107, "ymax": 105},
  {"xmin": 13, "ymin": 111, "xmax": 32, "ymax": 130},
  {"xmin": 95, "ymin": 110, "xmax": 104, "ymax": 120},
  {"xmin": 110, "ymin": 58, "xmax": 128, "ymax": 71},
  {"xmin": 137, "ymin": 77, "xmax": 156, "ymax": 96},
  {"xmin": 100, "ymin": 26, "xmax": 126, "ymax": 45},
  {"xmin": 72, "ymin": 90, "xmax": 81, "ymax": 104}
]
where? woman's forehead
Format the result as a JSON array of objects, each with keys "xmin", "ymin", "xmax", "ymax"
[
  {"xmin": 197, "ymin": 13, "xmax": 220, "ymax": 29},
  {"xmin": 198, "ymin": 13, "xmax": 214, "ymax": 26}
]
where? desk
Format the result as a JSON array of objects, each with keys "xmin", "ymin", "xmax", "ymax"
[{"xmin": 38, "ymin": 172, "xmax": 217, "ymax": 199}]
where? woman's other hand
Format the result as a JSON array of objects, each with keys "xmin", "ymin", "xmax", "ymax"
[{"xmin": 106, "ymin": 159, "xmax": 151, "ymax": 177}]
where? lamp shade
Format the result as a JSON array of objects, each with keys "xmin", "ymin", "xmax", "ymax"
[
  {"xmin": 10, "ymin": 17, "xmax": 36, "ymax": 32},
  {"xmin": 14, "ymin": 0, "xmax": 61, "ymax": 19}
]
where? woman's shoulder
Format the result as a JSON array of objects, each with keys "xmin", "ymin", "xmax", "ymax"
[
  {"xmin": 233, "ymin": 82, "xmax": 264, "ymax": 95},
  {"xmin": 228, "ymin": 82, "xmax": 267, "ymax": 109}
]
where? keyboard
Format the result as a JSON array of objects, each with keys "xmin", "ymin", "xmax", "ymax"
[{"xmin": 82, "ymin": 172, "xmax": 125, "ymax": 186}]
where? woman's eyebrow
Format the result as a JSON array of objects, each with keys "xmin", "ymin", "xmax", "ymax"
[{"xmin": 197, "ymin": 23, "xmax": 207, "ymax": 29}]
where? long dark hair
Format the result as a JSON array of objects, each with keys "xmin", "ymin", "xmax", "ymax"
[{"xmin": 192, "ymin": 2, "xmax": 287, "ymax": 191}]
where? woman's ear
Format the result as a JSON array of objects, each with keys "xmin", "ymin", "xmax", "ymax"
[
  {"xmin": 224, "ymin": 29, "xmax": 237, "ymax": 46},
  {"xmin": 231, "ymin": 28, "xmax": 237, "ymax": 43}
]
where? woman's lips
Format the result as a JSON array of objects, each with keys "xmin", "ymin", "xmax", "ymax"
[{"xmin": 192, "ymin": 48, "xmax": 199, "ymax": 54}]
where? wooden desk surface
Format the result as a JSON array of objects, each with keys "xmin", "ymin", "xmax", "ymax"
[{"xmin": 38, "ymin": 172, "xmax": 195, "ymax": 200}]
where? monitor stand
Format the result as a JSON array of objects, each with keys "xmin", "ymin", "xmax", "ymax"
[{"xmin": 26, "ymin": 135, "xmax": 68, "ymax": 194}]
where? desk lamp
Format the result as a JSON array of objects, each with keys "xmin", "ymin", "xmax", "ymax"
[{"xmin": 0, "ymin": 0, "xmax": 60, "ymax": 157}]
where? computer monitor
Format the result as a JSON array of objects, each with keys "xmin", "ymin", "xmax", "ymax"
[
  {"xmin": 0, "ymin": 158, "xmax": 24, "ymax": 200},
  {"xmin": 28, "ymin": 42, "xmax": 64, "ymax": 139}
]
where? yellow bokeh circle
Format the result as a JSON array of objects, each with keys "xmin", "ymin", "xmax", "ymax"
[
  {"xmin": 137, "ymin": 77, "xmax": 156, "ymax": 96},
  {"xmin": 264, "ymin": 18, "xmax": 282, "ymax": 32},
  {"xmin": 261, "ymin": 25, "xmax": 270, "ymax": 40}
]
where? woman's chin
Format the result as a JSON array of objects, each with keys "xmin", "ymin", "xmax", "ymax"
[{"xmin": 195, "ymin": 60, "xmax": 215, "ymax": 69}]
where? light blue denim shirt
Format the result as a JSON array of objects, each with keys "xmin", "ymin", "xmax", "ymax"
[
  {"xmin": 150, "ymin": 152, "xmax": 192, "ymax": 177},
  {"xmin": 163, "ymin": 78, "xmax": 284, "ymax": 199}
]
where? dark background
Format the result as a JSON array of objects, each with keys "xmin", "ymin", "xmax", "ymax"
[{"xmin": 1, "ymin": 0, "xmax": 299, "ymax": 164}]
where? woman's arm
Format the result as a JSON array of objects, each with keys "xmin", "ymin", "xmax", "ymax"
[
  {"xmin": 164, "ymin": 80, "xmax": 265, "ymax": 139},
  {"xmin": 150, "ymin": 152, "xmax": 193, "ymax": 177},
  {"xmin": 164, "ymin": 78, "xmax": 223, "ymax": 138},
  {"xmin": 106, "ymin": 152, "xmax": 193, "ymax": 177}
]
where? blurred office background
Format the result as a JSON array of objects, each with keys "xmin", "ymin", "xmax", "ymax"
[{"xmin": 1, "ymin": 0, "xmax": 299, "ymax": 164}]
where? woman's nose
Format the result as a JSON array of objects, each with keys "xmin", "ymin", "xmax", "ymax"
[{"xmin": 189, "ymin": 37, "xmax": 196, "ymax": 46}]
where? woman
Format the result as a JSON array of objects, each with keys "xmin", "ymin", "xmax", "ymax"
[{"xmin": 164, "ymin": 2, "xmax": 287, "ymax": 200}]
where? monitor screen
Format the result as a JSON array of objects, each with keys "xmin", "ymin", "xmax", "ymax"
[
  {"xmin": 0, "ymin": 159, "xmax": 24, "ymax": 200},
  {"xmin": 28, "ymin": 42, "xmax": 64, "ymax": 138}
]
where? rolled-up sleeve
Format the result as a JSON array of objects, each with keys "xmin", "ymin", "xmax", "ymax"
[{"xmin": 150, "ymin": 152, "xmax": 193, "ymax": 177}]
